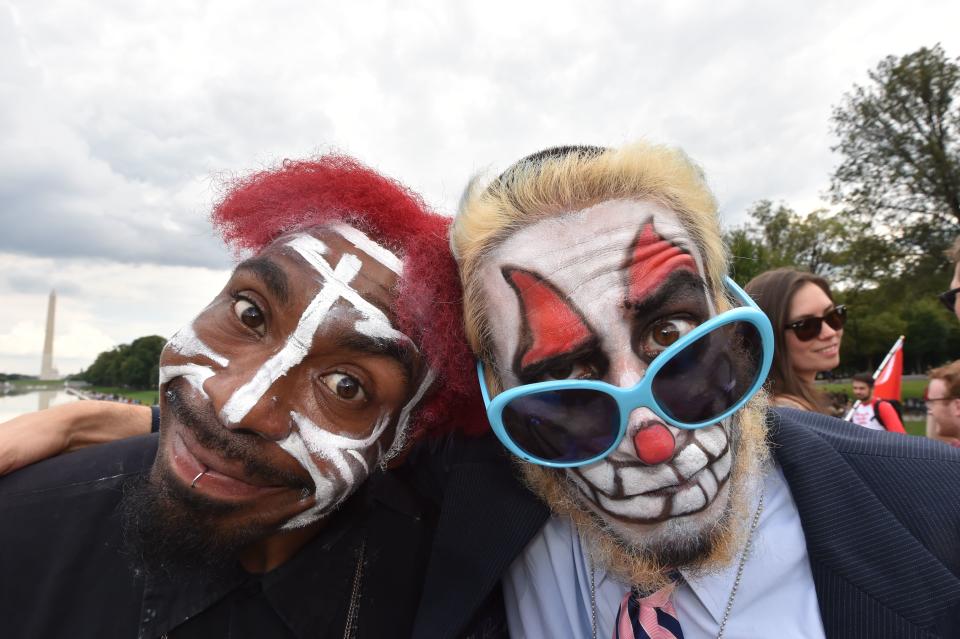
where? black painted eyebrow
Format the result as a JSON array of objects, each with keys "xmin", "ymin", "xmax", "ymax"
[
  {"xmin": 336, "ymin": 332, "xmax": 417, "ymax": 387},
  {"xmin": 625, "ymin": 270, "xmax": 707, "ymax": 323},
  {"xmin": 235, "ymin": 257, "xmax": 290, "ymax": 305}
]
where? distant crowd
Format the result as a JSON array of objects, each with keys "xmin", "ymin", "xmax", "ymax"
[{"xmin": 82, "ymin": 391, "xmax": 145, "ymax": 405}]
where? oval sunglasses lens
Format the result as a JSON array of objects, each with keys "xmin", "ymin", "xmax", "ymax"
[
  {"xmin": 501, "ymin": 388, "xmax": 620, "ymax": 463},
  {"xmin": 651, "ymin": 320, "xmax": 763, "ymax": 424}
]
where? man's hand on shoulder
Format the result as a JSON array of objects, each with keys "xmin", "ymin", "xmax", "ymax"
[{"xmin": 0, "ymin": 400, "xmax": 153, "ymax": 475}]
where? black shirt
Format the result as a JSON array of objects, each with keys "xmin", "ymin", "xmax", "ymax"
[{"xmin": 0, "ymin": 434, "xmax": 437, "ymax": 639}]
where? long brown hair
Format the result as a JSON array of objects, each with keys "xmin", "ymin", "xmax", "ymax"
[{"xmin": 745, "ymin": 268, "xmax": 835, "ymax": 414}]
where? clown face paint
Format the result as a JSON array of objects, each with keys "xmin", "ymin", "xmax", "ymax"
[
  {"xmin": 153, "ymin": 225, "xmax": 431, "ymax": 540},
  {"xmin": 480, "ymin": 199, "xmax": 734, "ymax": 546}
]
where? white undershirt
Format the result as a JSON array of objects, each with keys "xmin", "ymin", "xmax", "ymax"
[{"xmin": 503, "ymin": 463, "xmax": 825, "ymax": 639}]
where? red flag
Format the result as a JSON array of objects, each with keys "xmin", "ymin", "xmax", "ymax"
[{"xmin": 873, "ymin": 338, "xmax": 904, "ymax": 401}]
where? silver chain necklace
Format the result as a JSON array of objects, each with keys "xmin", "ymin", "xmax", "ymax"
[{"xmin": 590, "ymin": 490, "xmax": 764, "ymax": 639}]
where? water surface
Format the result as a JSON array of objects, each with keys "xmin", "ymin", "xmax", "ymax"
[{"xmin": 0, "ymin": 389, "xmax": 81, "ymax": 423}]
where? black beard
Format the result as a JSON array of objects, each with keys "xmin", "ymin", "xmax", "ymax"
[
  {"xmin": 119, "ymin": 467, "xmax": 275, "ymax": 577},
  {"xmin": 117, "ymin": 382, "xmax": 312, "ymax": 577}
]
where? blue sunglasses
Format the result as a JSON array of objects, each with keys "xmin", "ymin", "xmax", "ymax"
[{"xmin": 478, "ymin": 277, "xmax": 773, "ymax": 468}]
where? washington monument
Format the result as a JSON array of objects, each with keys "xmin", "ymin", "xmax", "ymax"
[{"xmin": 39, "ymin": 289, "xmax": 59, "ymax": 380}]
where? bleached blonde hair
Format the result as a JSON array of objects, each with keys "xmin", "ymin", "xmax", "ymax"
[{"xmin": 451, "ymin": 142, "xmax": 730, "ymax": 367}]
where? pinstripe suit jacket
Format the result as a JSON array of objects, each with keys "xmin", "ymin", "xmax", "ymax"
[{"xmin": 411, "ymin": 408, "xmax": 960, "ymax": 638}]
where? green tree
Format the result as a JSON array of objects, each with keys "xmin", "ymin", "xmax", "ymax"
[
  {"xmin": 726, "ymin": 201, "xmax": 850, "ymax": 285},
  {"xmin": 830, "ymin": 44, "xmax": 960, "ymax": 274},
  {"xmin": 80, "ymin": 336, "xmax": 166, "ymax": 389}
]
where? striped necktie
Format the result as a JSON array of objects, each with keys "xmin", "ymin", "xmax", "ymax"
[{"xmin": 613, "ymin": 584, "xmax": 684, "ymax": 639}]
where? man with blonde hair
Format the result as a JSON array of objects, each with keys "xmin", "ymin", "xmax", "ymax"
[{"xmin": 439, "ymin": 143, "xmax": 960, "ymax": 638}]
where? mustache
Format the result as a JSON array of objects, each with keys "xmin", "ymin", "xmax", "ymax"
[{"xmin": 165, "ymin": 382, "xmax": 307, "ymax": 489}]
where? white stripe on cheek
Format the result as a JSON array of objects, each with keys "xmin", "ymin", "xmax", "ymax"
[
  {"xmin": 291, "ymin": 410, "xmax": 392, "ymax": 451},
  {"xmin": 277, "ymin": 430, "xmax": 337, "ymax": 530},
  {"xmin": 346, "ymin": 449, "xmax": 369, "ymax": 473},
  {"xmin": 167, "ymin": 323, "xmax": 229, "ymax": 368},
  {"xmin": 383, "ymin": 368, "xmax": 436, "ymax": 460},
  {"xmin": 279, "ymin": 411, "xmax": 389, "ymax": 530},
  {"xmin": 219, "ymin": 253, "xmax": 362, "ymax": 425},
  {"xmin": 159, "ymin": 364, "xmax": 215, "ymax": 398},
  {"xmin": 332, "ymin": 223, "xmax": 403, "ymax": 274},
  {"xmin": 287, "ymin": 234, "xmax": 413, "ymax": 345}
]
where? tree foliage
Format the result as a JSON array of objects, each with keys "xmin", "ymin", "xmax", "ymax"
[
  {"xmin": 81, "ymin": 335, "xmax": 166, "ymax": 389},
  {"xmin": 830, "ymin": 44, "xmax": 960, "ymax": 272},
  {"xmin": 723, "ymin": 45, "xmax": 960, "ymax": 374},
  {"xmin": 726, "ymin": 200, "xmax": 851, "ymax": 285},
  {"xmin": 726, "ymin": 196, "xmax": 960, "ymax": 374}
]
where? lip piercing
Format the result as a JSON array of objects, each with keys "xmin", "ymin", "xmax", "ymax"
[{"xmin": 190, "ymin": 471, "xmax": 206, "ymax": 489}]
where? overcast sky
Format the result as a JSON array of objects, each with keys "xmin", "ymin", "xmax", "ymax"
[{"xmin": 2, "ymin": 0, "xmax": 959, "ymax": 375}]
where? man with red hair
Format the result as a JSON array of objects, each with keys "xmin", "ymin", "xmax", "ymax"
[{"xmin": 0, "ymin": 156, "xmax": 487, "ymax": 638}]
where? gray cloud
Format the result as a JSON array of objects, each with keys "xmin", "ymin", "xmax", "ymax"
[{"xmin": 1, "ymin": 0, "xmax": 959, "ymax": 272}]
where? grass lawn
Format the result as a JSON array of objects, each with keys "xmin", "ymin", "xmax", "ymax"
[
  {"xmin": 89, "ymin": 386, "xmax": 159, "ymax": 406},
  {"xmin": 903, "ymin": 420, "xmax": 927, "ymax": 437},
  {"xmin": 819, "ymin": 378, "xmax": 930, "ymax": 437},
  {"xmin": 819, "ymin": 378, "xmax": 928, "ymax": 400}
]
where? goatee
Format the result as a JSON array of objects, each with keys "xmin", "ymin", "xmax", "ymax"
[
  {"xmin": 119, "ymin": 466, "xmax": 271, "ymax": 577},
  {"xmin": 520, "ymin": 396, "xmax": 770, "ymax": 592}
]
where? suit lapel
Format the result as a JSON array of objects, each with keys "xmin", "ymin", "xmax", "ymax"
[
  {"xmin": 770, "ymin": 409, "xmax": 960, "ymax": 638},
  {"xmin": 412, "ymin": 445, "xmax": 548, "ymax": 639}
]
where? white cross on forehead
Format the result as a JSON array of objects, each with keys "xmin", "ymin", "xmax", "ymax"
[{"xmin": 218, "ymin": 229, "xmax": 413, "ymax": 425}]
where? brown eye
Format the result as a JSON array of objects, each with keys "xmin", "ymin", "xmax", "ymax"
[
  {"xmin": 321, "ymin": 373, "xmax": 367, "ymax": 402},
  {"xmin": 541, "ymin": 361, "xmax": 600, "ymax": 382},
  {"xmin": 546, "ymin": 362, "xmax": 573, "ymax": 380},
  {"xmin": 233, "ymin": 298, "xmax": 265, "ymax": 335},
  {"xmin": 641, "ymin": 318, "xmax": 698, "ymax": 358},
  {"xmin": 652, "ymin": 321, "xmax": 681, "ymax": 347}
]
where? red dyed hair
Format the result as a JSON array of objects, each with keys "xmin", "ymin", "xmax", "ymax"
[{"xmin": 211, "ymin": 155, "xmax": 487, "ymax": 439}]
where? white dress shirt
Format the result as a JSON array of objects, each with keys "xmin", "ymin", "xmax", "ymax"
[{"xmin": 503, "ymin": 463, "xmax": 825, "ymax": 638}]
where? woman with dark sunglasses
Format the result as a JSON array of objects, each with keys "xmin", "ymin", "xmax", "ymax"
[{"xmin": 745, "ymin": 268, "xmax": 845, "ymax": 414}]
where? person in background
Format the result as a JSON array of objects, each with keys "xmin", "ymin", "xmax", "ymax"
[
  {"xmin": 928, "ymin": 237, "xmax": 960, "ymax": 445},
  {"xmin": 927, "ymin": 360, "xmax": 960, "ymax": 446},
  {"xmin": 938, "ymin": 236, "xmax": 960, "ymax": 323},
  {"xmin": 849, "ymin": 372, "xmax": 906, "ymax": 433},
  {"xmin": 744, "ymin": 268, "xmax": 845, "ymax": 414}
]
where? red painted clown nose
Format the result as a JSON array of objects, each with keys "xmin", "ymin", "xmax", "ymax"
[{"xmin": 633, "ymin": 424, "xmax": 676, "ymax": 465}]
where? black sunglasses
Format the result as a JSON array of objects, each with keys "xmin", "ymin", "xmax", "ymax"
[
  {"xmin": 939, "ymin": 287, "xmax": 960, "ymax": 313},
  {"xmin": 785, "ymin": 305, "xmax": 847, "ymax": 341}
]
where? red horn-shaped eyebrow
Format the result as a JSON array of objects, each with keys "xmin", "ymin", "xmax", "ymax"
[
  {"xmin": 503, "ymin": 267, "xmax": 594, "ymax": 371},
  {"xmin": 628, "ymin": 223, "xmax": 697, "ymax": 301}
]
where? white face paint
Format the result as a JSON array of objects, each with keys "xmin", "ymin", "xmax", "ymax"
[
  {"xmin": 158, "ymin": 224, "xmax": 434, "ymax": 530},
  {"xmin": 286, "ymin": 234, "xmax": 414, "ymax": 345},
  {"xmin": 218, "ymin": 238, "xmax": 363, "ymax": 425},
  {"xmin": 481, "ymin": 200, "xmax": 733, "ymax": 541},
  {"xmin": 158, "ymin": 363, "xmax": 215, "ymax": 398},
  {"xmin": 167, "ymin": 323, "xmax": 229, "ymax": 368},
  {"xmin": 279, "ymin": 410, "xmax": 391, "ymax": 529},
  {"xmin": 332, "ymin": 223, "xmax": 403, "ymax": 274}
]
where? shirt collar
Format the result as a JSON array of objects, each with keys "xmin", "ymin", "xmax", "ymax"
[{"xmin": 678, "ymin": 463, "xmax": 774, "ymax": 624}]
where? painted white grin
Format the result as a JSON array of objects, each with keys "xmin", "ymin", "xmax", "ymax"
[
  {"xmin": 589, "ymin": 448, "xmax": 731, "ymax": 519},
  {"xmin": 571, "ymin": 427, "xmax": 733, "ymax": 521}
]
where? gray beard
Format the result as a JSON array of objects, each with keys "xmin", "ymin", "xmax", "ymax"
[{"xmin": 519, "ymin": 401, "xmax": 770, "ymax": 590}]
